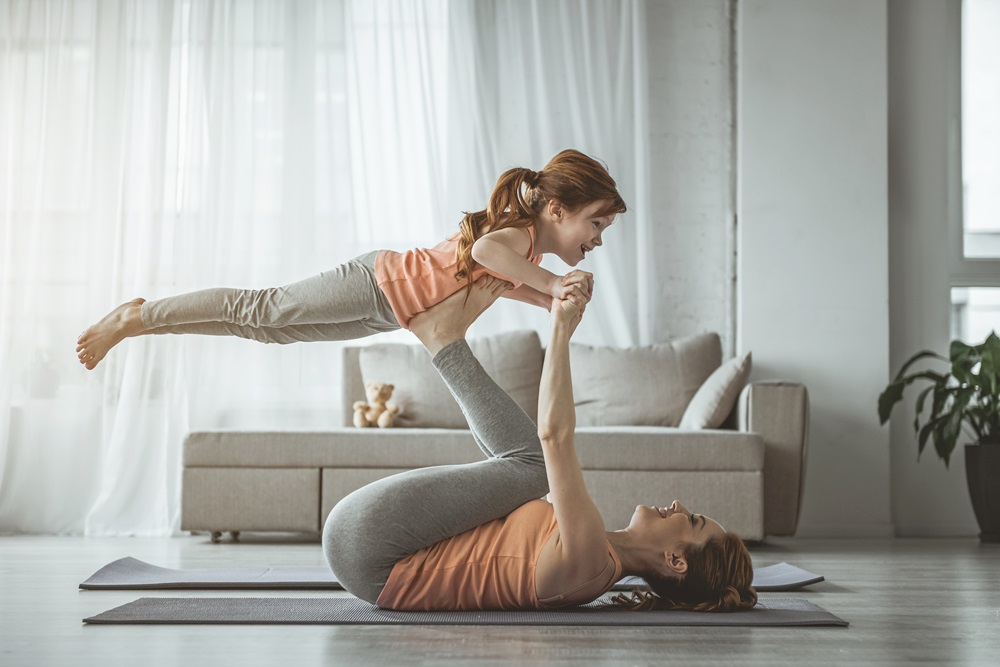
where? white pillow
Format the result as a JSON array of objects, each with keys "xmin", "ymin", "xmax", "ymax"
[
  {"xmin": 679, "ymin": 351, "xmax": 752, "ymax": 429},
  {"xmin": 570, "ymin": 333, "xmax": 722, "ymax": 427},
  {"xmin": 359, "ymin": 330, "xmax": 543, "ymax": 428}
]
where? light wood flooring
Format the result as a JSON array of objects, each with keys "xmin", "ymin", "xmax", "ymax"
[{"xmin": 0, "ymin": 533, "xmax": 998, "ymax": 666}]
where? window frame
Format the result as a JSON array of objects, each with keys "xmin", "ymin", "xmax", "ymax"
[{"xmin": 950, "ymin": 0, "xmax": 1000, "ymax": 344}]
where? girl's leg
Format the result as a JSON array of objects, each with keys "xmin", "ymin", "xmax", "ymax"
[
  {"xmin": 77, "ymin": 251, "xmax": 395, "ymax": 369},
  {"xmin": 323, "ymin": 278, "xmax": 548, "ymax": 604},
  {"xmin": 140, "ymin": 251, "xmax": 393, "ymax": 331},
  {"xmin": 141, "ymin": 317, "xmax": 397, "ymax": 344}
]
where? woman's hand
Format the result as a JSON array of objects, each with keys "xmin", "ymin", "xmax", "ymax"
[{"xmin": 551, "ymin": 289, "xmax": 586, "ymax": 336}]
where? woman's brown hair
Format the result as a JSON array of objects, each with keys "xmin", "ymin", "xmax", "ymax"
[
  {"xmin": 611, "ymin": 533, "xmax": 758, "ymax": 612},
  {"xmin": 454, "ymin": 149, "xmax": 627, "ymax": 283}
]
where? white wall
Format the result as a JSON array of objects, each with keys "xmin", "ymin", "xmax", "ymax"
[
  {"xmin": 646, "ymin": 1, "xmax": 735, "ymax": 354},
  {"xmin": 887, "ymin": 0, "xmax": 979, "ymax": 536},
  {"xmin": 645, "ymin": 0, "xmax": 979, "ymax": 537},
  {"xmin": 737, "ymin": 0, "xmax": 894, "ymax": 536}
]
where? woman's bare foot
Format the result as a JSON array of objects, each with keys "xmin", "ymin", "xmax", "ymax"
[
  {"xmin": 409, "ymin": 277, "xmax": 511, "ymax": 356},
  {"xmin": 76, "ymin": 298, "xmax": 148, "ymax": 370}
]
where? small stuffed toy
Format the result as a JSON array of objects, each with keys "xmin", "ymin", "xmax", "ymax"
[{"xmin": 353, "ymin": 382, "xmax": 400, "ymax": 428}]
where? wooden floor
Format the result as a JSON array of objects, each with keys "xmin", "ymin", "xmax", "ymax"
[{"xmin": 1, "ymin": 533, "xmax": 997, "ymax": 666}]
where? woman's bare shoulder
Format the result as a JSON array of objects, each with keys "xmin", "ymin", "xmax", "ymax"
[{"xmin": 534, "ymin": 529, "xmax": 616, "ymax": 605}]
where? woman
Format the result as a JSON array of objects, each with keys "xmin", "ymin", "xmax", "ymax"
[{"xmin": 323, "ymin": 277, "xmax": 757, "ymax": 612}]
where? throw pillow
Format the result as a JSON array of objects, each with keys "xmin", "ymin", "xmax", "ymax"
[
  {"xmin": 679, "ymin": 351, "xmax": 753, "ymax": 429},
  {"xmin": 570, "ymin": 332, "xmax": 722, "ymax": 427},
  {"xmin": 358, "ymin": 330, "xmax": 543, "ymax": 428}
]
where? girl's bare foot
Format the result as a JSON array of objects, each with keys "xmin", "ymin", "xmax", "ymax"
[
  {"xmin": 410, "ymin": 277, "xmax": 511, "ymax": 355},
  {"xmin": 76, "ymin": 298, "xmax": 148, "ymax": 370}
]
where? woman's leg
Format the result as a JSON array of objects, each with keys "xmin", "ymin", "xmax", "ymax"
[
  {"xmin": 76, "ymin": 251, "xmax": 396, "ymax": 369},
  {"xmin": 323, "ymin": 278, "xmax": 549, "ymax": 604}
]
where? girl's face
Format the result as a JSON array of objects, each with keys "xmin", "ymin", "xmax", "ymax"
[{"xmin": 549, "ymin": 200, "xmax": 616, "ymax": 266}]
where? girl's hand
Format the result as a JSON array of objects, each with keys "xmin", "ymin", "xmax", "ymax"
[
  {"xmin": 559, "ymin": 270, "xmax": 594, "ymax": 302},
  {"xmin": 552, "ymin": 290, "xmax": 586, "ymax": 335}
]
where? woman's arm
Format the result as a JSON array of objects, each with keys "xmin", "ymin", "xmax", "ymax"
[
  {"xmin": 471, "ymin": 228, "xmax": 562, "ymax": 299},
  {"xmin": 536, "ymin": 295, "xmax": 610, "ymax": 581}
]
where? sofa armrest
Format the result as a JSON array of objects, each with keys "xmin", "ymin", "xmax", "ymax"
[
  {"xmin": 736, "ymin": 381, "xmax": 809, "ymax": 537},
  {"xmin": 341, "ymin": 346, "xmax": 366, "ymax": 428}
]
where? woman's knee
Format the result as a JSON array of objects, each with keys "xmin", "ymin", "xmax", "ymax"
[{"xmin": 322, "ymin": 496, "xmax": 390, "ymax": 604}]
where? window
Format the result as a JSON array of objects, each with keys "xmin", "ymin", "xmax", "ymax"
[
  {"xmin": 954, "ymin": 0, "xmax": 1000, "ymax": 343},
  {"xmin": 962, "ymin": 0, "xmax": 1000, "ymax": 259},
  {"xmin": 951, "ymin": 287, "xmax": 1000, "ymax": 342}
]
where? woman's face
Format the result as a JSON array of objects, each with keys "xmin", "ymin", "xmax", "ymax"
[{"xmin": 626, "ymin": 499, "xmax": 726, "ymax": 554}]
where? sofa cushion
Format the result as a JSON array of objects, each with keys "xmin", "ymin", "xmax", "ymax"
[
  {"xmin": 357, "ymin": 330, "xmax": 543, "ymax": 428},
  {"xmin": 183, "ymin": 426, "xmax": 763, "ymax": 471},
  {"xmin": 679, "ymin": 351, "xmax": 753, "ymax": 429},
  {"xmin": 569, "ymin": 333, "xmax": 722, "ymax": 427},
  {"xmin": 573, "ymin": 427, "xmax": 763, "ymax": 470}
]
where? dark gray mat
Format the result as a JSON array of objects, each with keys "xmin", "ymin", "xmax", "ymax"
[
  {"xmin": 81, "ymin": 557, "xmax": 824, "ymax": 592},
  {"xmin": 83, "ymin": 596, "xmax": 848, "ymax": 626}
]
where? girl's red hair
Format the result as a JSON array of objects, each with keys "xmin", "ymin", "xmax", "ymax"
[{"xmin": 454, "ymin": 150, "xmax": 627, "ymax": 283}]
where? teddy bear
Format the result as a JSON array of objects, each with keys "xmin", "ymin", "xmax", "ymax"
[{"xmin": 353, "ymin": 382, "xmax": 400, "ymax": 428}]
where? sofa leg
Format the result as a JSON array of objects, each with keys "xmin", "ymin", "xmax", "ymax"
[
  {"xmin": 210, "ymin": 531, "xmax": 223, "ymax": 543},
  {"xmin": 230, "ymin": 531, "xmax": 240, "ymax": 541}
]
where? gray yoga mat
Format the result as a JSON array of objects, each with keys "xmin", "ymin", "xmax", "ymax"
[
  {"xmin": 83, "ymin": 596, "xmax": 848, "ymax": 626},
  {"xmin": 81, "ymin": 557, "xmax": 824, "ymax": 592}
]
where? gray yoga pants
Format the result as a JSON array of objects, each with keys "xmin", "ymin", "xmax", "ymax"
[
  {"xmin": 140, "ymin": 251, "xmax": 400, "ymax": 343},
  {"xmin": 322, "ymin": 339, "xmax": 549, "ymax": 604}
]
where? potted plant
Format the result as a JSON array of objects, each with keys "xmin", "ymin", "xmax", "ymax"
[{"xmin": 878, "ymin": 331, "xmax": 1000, "ymax": 543}]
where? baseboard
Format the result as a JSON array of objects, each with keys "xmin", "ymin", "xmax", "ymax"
[
  {"xmin": 890, "ymin": 522, "xmax": 981, "ymax": 538},
  {"xmin": 792, "ymin": 522, "xmax": 896, "ymax": 538}
]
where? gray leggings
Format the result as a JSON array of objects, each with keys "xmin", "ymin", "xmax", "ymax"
[
  {"xmin": 322, "ymin": 340, "xmax": 549, "ymax": 604},
  {"xmin": 140, "ymin": 251, "xmax": 400, "ymax": 343}
]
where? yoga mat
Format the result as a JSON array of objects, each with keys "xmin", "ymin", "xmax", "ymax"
[
  {"xmin": 83, "ymin": 596, "xmax": 848, "ymax": 627},
  {"xmin": 81, "ymin": 557, "xmax": 824, "ymax": 592}
]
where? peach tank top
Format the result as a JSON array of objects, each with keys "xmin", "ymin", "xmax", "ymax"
[
  {"xmin": 374, "ymin": 499, "xmax": 623, "ymax": 611},
  {"xmin": 374, "ymin": 226, "xmax": 543, "ymax": 329}
]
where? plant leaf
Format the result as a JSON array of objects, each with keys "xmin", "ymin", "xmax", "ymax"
[
  {"xmin": 893, "ymin": 350, "xmax": 947, "ymax": 382},
  {"xmin": 878, "ymin": 371, "xmax": 949, "ymax": 424},
  {"xmin": 978, "ymin": 336, "xmax": 999, "ymax": 399},
  {"xmin": 918, "ymin": 415, "xmax": 948, "ymax": 461},
  {"xmin": 952, "ymin": 352, "xmax": 979, "ymax": 387},
  {"xmin": 912, "ymin": 385, "xmax": 935, "ymax": 433},
  {"xmin": 879, "ymin": 382, "xmax": 905, "ymax": 425},
  {"xmin": 950, "ymin": 339, "xmax": 974, "ymax": 365}
]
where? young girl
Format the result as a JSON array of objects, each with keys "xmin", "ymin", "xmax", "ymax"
[{"xmin": 76, "ymin": 149, "xmax": 627, "ymax": 369}]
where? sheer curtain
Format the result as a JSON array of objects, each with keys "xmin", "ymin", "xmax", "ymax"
[
  {"xmin": 450, "ymin": 0, "xmax": 651, "ymax": 347},
  {"xmin": 0, "ymin": 0, "xmax": 648, "ymax": 535}
]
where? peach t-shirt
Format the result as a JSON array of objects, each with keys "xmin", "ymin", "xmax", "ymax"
[
  {"xmin": 374, "ymin": 499, "xmax": 623, "ymax": 611},
  {"xmin": 374, "ymin": 226, "xmax": 543, "ymax": 329}
]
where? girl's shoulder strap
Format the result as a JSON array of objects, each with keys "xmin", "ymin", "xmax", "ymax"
[{"xmin": 524, "ymin": 223, "xmax": 538, "ymax": 258}]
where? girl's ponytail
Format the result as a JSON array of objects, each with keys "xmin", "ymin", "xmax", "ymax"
[
  {"xmin": 455, "ymin": 167, "xmax": 537, "ymax": 283},
  {"xmin": 453, "ymin": 149, "xmax": 627, "ymax": 285}
]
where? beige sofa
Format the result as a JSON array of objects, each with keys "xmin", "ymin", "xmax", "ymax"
[{"xmin": 181, "ymin": 330, "xmax": 809, "ymax": 542}]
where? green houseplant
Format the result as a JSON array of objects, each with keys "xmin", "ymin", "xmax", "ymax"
[{"xmin": 878, "ymin": 331, "xmax": 1000, "ymax": 542}]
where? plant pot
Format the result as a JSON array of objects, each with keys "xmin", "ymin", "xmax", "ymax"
[{"xmin": 965, "ymin": 443, "xmax": 1000, "ymax": 543}]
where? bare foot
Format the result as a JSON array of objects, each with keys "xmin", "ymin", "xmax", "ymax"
[
  {"xmin": 409, "ymin": 277, "xmax": 511, "ymax": 355},
  {"xmin": 76, "ymin": 298, "xmax": 147, "ymax": 370}
]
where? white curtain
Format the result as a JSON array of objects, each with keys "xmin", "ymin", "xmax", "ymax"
[
  {"xmin": 450, "ymin": 0, "xmax": 651, "ymax": 347},
  {"xmin": 0, "ymin": 0, "xmax": 649, "ymax": 535}
]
